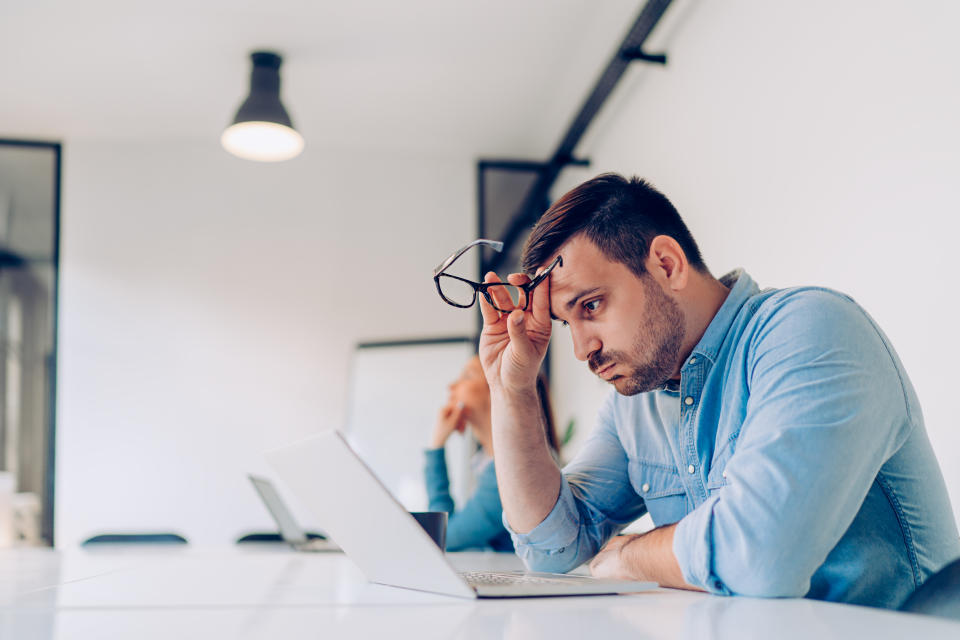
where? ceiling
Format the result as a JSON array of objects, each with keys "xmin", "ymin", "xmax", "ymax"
[{"xmin": 0, "ymin": 0, "xmax": 667, "ymax": 158}]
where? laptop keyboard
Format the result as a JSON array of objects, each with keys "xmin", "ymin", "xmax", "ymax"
[{"xmin": 460, "ymin": 571, "xmax": 594, "ymax": 587}]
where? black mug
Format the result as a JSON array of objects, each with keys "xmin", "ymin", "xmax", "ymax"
[{"xmin": 409, "ymin": 511, "xmax": 447, "ymax": 551}]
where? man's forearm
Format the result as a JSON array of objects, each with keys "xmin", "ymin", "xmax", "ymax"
[
  {"xmin": 490, "ymin": 386, "xmax": 562, "ymax": 533},
  {"xmin": 622, "ymin": 524, "xmax": 702, "ymax": 590}
]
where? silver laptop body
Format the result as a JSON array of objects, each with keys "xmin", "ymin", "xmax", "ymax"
[
  {"xmin": 265, "ymin": 429, "xmax": 657, "ymax": 598},
  {"xmin": 248, "ymin": 474, "xmax": 339, "ymax": 552}
]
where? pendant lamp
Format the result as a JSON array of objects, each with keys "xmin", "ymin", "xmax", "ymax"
[{"xmin": 222, "ymin": 51, "xmax": 304, "ymax": 162}]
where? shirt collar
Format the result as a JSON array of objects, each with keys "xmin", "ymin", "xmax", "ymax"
[{"xmin": 688, "ymin": 269, "xmax": 759, "ymax": 365}]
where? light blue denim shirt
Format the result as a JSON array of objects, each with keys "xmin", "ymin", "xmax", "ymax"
[{"xmin": 509, "ymin": 270, "xmax": 960, "ymax": 609}]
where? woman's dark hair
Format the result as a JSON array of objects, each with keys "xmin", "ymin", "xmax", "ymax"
[{"xmin": 521, "ymin": 173, "xmax": 708, "ymax": 277}]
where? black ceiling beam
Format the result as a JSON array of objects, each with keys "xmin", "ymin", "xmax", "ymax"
[
  {"xmin": 479, "ymin": 158, "xmax": 591, "ymax": 172},
  {"xmin": 487, "ymin": 0, "xmax": 673, "ymax": 274}
]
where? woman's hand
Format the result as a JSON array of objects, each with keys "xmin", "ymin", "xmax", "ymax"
[{"xmin": 430, "ymin": 401, "xmax": 467, "ymax": 449}]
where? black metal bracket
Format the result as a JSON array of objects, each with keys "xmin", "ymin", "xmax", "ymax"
[
  {"xmin": 621, "ymin": 47, "xmax": 667, "ymax": 65},
  {"xmin": 483, "ymin": 0, "xmax": 675, "ymax": 275},
  {"xmin": 478, "ymin": 157, "xmax": 590, "ymax": 172}
]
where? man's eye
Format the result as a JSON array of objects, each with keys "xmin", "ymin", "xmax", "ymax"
[{"xmin": 584, "ymin": 299, "xmax": 601, "ymax": 312}]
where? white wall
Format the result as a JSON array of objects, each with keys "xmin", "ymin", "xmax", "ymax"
[
  {"xmin": 56, "ymin": 141, "xmax": 476, "ymax": 546},
  {"xmin": 550, "ymin": 0, "xmax": 960, "ymax": 523},
  {"xmin": 54, "ymin": 0, "xmax": 960, "ymax": 545}
]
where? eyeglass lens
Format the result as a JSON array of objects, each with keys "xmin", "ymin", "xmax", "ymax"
[
  {"xmin": 436, "ymin": 275, "xmax": 525, "ymax": 311},
  {"xmin": 435, "ymin": 245, "xmax": 560, "ymax": 312},
  {"xmin": 436, "ymin": 275, "xmax": 478, "ymax": 306},
  {"xmin": 483, "ymin": 283, "xmax": 525, "ymax": 311}
]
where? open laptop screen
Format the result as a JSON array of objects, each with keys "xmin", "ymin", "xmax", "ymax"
[{"xmin": 249, "ymin": 475, "xmax": 308, "ymax": 544}]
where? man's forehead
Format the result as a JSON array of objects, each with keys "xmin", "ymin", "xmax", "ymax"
[
  {"xmin": 543, "ymin": 236, "xmax": 642, "ymax": 316},
  {"xmin": 542, "ymin": 236, "xmax": 606, "ymax": 288},
  {"xmin": 545, "ymin": 250, "xmax": 573, "ymax": 289},
  {"xmin": 543, "ymin": 242, "xmax": 601, "ymax": 317}
]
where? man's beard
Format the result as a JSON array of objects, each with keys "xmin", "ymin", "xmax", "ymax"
[{"xmin": 589, "ymin": 275, "xmax": 685, "ymax": 396}]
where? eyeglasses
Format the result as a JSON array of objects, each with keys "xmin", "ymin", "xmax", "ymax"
[{"xmin": 433, "ymin": 239, "xmax": 562, "ymax": 312}]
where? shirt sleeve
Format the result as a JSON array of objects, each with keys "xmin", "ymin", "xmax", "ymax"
[
  {"xmin": 507, "ymin": 393, "xmax": 647, "ymax": 573},
  {"xmin": 673, "ymin": 289, "xmax": 915, "ymax": 596},
  {"xmin": 424, "ymin": 448, "xmax": 511, "ymax": 551}
]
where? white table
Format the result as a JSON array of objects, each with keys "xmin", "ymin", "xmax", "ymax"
[{"xmin": 1, "ymin": 546, "xmax": 958, "ymax": 639}]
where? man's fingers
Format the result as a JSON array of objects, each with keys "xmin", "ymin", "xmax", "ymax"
[
  {"xmin": 505, "ymin": 310, "xmax": 538, "ymax": 364},
  {"xmin": 530, "ymin": 266, "xmax": 552, "ymax": 325},
  {"xmin": 588, "ymin": 554, "xmax": 603, "ymax": 576},
  {"xmin": 477, "ymin": 288, "xmax": 501, "ymax": 326},
  {"xmin": 484, "ymin": 271, "xmax": 517, "ymax": 312},
  {"xmin": 506, "ymin": 272, "xmax": 531, "ymax": 308}
]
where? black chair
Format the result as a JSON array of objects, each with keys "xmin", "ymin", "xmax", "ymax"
[
  {"xmin": 237, "ymin": 532, "xmax": 285, "ymax": 543},
  {"xmin": 900, "ymin": 557, "xmax": 960, "ymax": 620},
  {"xmin": 81, "ymin": 533, "xmax": 188, "ymax": 546},
  {"xmin": 235, "ymin": 531, "xmax": 326, "ymax": 544}
]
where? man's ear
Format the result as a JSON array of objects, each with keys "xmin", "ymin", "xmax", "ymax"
[{"xmin": 647, "ymin": 235, "xmax": 689, "ymax": 291}]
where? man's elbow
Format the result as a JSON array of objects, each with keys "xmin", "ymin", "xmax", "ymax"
[{"xmin": 718, "ymin": 566, "xmax": 810, "ymax": 598}]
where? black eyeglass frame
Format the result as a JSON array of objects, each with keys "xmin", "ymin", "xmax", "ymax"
[{"xmin": 433, "ymin": 239, "xmax": 563, "ymax": 312}]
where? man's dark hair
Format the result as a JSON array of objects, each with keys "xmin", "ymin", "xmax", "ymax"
[{"xmin": 520, "ymin": 173, "xmax": 707, "ymax": 277}]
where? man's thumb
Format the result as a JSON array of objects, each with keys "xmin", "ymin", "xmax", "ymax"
[{"xmin": 506, "ymin": 311, "xmax": 533, "ymax": 355}]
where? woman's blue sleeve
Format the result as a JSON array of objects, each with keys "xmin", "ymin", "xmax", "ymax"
[
  {"xmin": 424, "ymin": 448, "xmax": 455, "ymax": 513},
  {"xmin": 424, "ymin": 448, "xmax": 509, "ymax": 551}
]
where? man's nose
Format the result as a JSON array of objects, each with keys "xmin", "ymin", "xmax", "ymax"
[{"xmin": 571, "ymin": 326, "xmax": 600, "ymax": 362}]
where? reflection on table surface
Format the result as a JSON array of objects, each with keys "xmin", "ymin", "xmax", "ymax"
[{"xmin": 0, "ymin": 547, "xmax": 957, "ymax": 639}]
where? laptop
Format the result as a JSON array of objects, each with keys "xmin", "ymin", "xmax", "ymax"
[
  {"xmin": 248, "ymin": 474, "xmax": 340, "ymax": 552},
  {"xmin": 265, "ymin": 429, "xmax": 657, "ymax": 598}
]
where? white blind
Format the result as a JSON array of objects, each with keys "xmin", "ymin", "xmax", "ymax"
[{"xmin": 344, "ymin": 339, "xmax": 476, "ymax": 511}]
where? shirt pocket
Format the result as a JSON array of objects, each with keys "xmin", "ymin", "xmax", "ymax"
[{"xmin": 629, "ymin": 461, "xmax": 688, "ymax": 527}]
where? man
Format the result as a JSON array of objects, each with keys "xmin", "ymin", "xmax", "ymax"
[{"xmin": 477, "ymin": 173, "xmax": 959, "ymax": 608}]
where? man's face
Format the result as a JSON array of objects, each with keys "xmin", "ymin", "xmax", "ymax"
[{"xmin": 546, "ymin": 234, "xmax": 685, "ymax": 395}]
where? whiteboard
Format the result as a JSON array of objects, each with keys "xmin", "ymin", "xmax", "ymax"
[{"xmin": 343, "ymin": 338, "xmax": 476, "ymax": 511}]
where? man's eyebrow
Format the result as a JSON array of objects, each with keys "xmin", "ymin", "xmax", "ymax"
[
  {"xmin": 566, "ymin": 288, "xmax": 601, "ymax": 310},
  {"xmin": 551, "ymin": 287, "xmax": 602, "ymax": 321}
]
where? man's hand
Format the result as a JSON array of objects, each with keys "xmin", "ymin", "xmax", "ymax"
[
  {"xmin": 589, "ymin": 524, "xmax": 704, "ymax": 590},
  {"xmin": 476, "ymin": 269, "xmax": 562, "ymax": 534},
  {"xmin": 477, "ymin": 271, "xmax": 553, "ymax": 393},
  {"xmin": 589, "ymin": 535, "xmax": 642, "ymax": 580}
]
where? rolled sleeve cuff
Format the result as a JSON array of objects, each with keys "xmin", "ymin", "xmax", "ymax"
[
  {"xmin": 674, "ymin": 495, "xmax": 732, "ymax": 596},
  {"xmin": 503, "ymin": 480, "xmax": 581, "ymax": 565}
]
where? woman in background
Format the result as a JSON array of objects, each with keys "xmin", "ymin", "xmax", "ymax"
[{"xmin": 424, "ymin": 356, "xmax": 559, "ymax": 551}]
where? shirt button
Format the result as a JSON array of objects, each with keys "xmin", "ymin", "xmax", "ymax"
[
  {"xmin": 689, "ymin": 357, "xmax": 697, "ymax": 364},
  {"xmin": 688, "ymin": 464, "xmax": 696, "ymax": 474},
  {"xmin": 722, "ymin": 471, "xmax": 727, "ymax": 479},
  {"xmin": 684, "ymin": 396, "xmax": 694, "ymax": 406},
  {"xmin": 641, "ymin": 483, "xmax": 650, "ymax": 493}
]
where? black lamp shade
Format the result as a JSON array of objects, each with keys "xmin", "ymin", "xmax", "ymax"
[
  {"xmin": 222, "ymin": 51, "xmax": 304, "ymax": 162},
  {"xmin": 231, "ymin": 52, "xmax": 294, "ymax": 128}
]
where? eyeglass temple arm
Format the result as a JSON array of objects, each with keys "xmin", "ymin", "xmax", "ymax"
[
  {"xmin": 433, "ymin": 239, "xmax": 504, "ymax": 275},
  {"xmin": 526, "ymin": 254, "xmax": 563, "ymax": 283}
]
